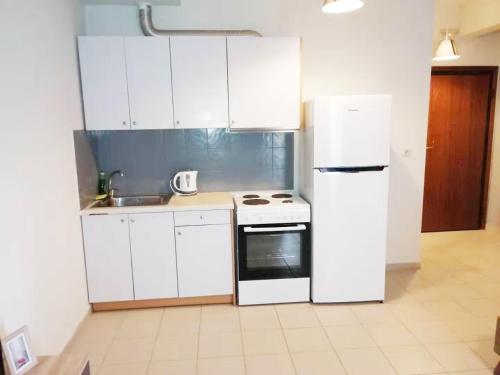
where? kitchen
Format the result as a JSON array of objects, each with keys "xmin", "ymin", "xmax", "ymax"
[{"xmin": 2, "ymin": 0, "xmax": 500, "ymax": 374}]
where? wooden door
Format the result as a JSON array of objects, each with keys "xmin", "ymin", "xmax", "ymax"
[
  {"xmin": 125, "ymin": 37, "xmax": 174, "ymax": 129},
  {"xmin": 129, "ymin": 212, "xmax": 178, "ymax": 300},
  {"xmin": 422, "ymin": 67, "xmax": 497, "ymax": 232},
  {"xmin": 227, "ymin": 37, "xmax": 301, "ymax": 129},
  {"xmin": 175, "ymin": 224, "xmax": 233, "ymax": 297},
  {"xmin": 170, "ymin": 36, "xmax": 229, "ymax": 129},
  {"xmin": 81, "ymin": 214, "xmax": 134, "ymax": 302},
  {"xmin": 78, "ymin": 37, "xmax": 131, "ymax": 130}
]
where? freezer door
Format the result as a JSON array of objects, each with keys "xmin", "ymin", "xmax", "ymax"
[
  {"xmin": 312, "ymin": 95, "xmax": 391, "ymax": 168},
  {"xmin": 312, "ymin": 168, "xmax": 389, "ymax": 302}
]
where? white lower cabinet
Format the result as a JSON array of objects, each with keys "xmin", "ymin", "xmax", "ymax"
[
  {"xmin": 81, "ymin": 209, "xmax": 233, "ymax": 303},
  {"xmin": 81, "ymin": 214, "xmax": 134, "ymax": 303},
  {"xmin": 129, "ymin": 212, "xmax": 178, "ymax": 300},
  {"xmin": 175, "ymin": 224, "xmax": 233, "ymax": 297}
]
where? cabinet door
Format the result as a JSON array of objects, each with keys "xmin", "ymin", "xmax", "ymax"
[
  {"xmin": 78, "ymin": 37, "xmax": 130, "ymax": 130},
  {"xmin": 129, "ymin": 212, "xmax": 178, "ymax": 300},
  {"xmin": 227, "ymin": 37, "xmax": 301, "ymax": 129},
  {"xmin": 125, "ymin": 37, "xmax": 174, "ymax": 129},
  {"xmin": 170, "ymin": 37, "xmax": 229, "ymax": 128},
  {"xmin": 81, "ymin": 214, "xmax": 134, "ymax": 302},
  {"xmin": 176, "ymin": 224, "xmax": 233, "ymax": 297}
]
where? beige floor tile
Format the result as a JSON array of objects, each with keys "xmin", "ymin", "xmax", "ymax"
[
  {"xmin": 457, "ymin": 298, "xmax": 500, "ymax": 318},
  {"xmin": 147, "ymin": 360, "xmax": 196, "ymax": 375},
  {"xmin": 389, "ymin": 303, "xmax": 438, "ymax": 323},
  {"xmin": 466, "ymin": 340, "xmax": 500, "ymax": 368},
  {"xmin": 405, "ymin": 320, "xmax": 460, "ymax": 343},
  {"xmin": 201, "ymin": 304, "xmax": 239, "ymax": 315},
  {"xmin": 245, "ymin": 354, "xmax": 296, "ymax": 375},
  {"xmin": 239, "ymin": 307, "xmax": 281, "ymax": 331},
  {"xmin": 351, "ymin": 304, "xmax": 400, "ymax": 324},
  {"xmin": 65, "ymin": 338, "xmax": 113, "ymax": 366},
  {"xmin": 312, "ymin": 304, "xmax": 359, "ymax": 326},
  {"xmin": 365, "ymin": 323, "xmax": 419, "ymax": 347},
  {"xmin": 104, "ymin": 338, "xmax": 155, "ymax": 364},
  {"xmin": 421, "ymin": 300, "xmax": 475, "ymax": 319},
  {"xmin": 112, "ymin": 309, "xmax": 164, "ymax": 340},
  {"xmin": 242, "ymin": 329, "xmax": 288, "ymax": 355},
  {"xmin": 324, "ymin": 325, "xmax": 376, "ymax": 349},
  {"xmin": 200, "ymin": 308, "xmax": 240, "ymax": 333},
  {"xmin": 337, "ymin": 347, "xmax": 397, "ymax": 375},
  {"xmin": 151, "ymin": 333, "xmax": 198, "ymax": 361},
  {"xmin": 97, "ymin": 362, "xmax": 148, "ymax": 375},
  {"xmin": 448, "ymin": 371, "xmax": 497, "ymax": 375},
  {"xmin": 77, "ymin": 311, "xmax": 125, "ymax": 342},
  {"xmin": 198, "ymin": 332, "xmax": 243, "ymax": 358},
  {"xmin": 197, "ymin": 357, "xmax": 245, "ymax": 375},
  {"xmin": 381, "ymin": 346, "xmax": 444, "ymax": 374},
  {"xmin": 275, "ymin": 303, "xmax": 320, "ymax": 328},
  {"xmin": 425, "ymin": 342, "xmax": 487, "ymax": 372},
  {"xmin": 283, "ymin": 327, "xmax": 331, "ymax": 352},
  {"xmin": 441, "ymin": 284, "xmax": 484, "ymax": 300},
  {"xmin": 115, "ymin": 315, "xmax": 162, "ymax": 339},
  {"xmin": 444, "ymin": 317, "xmax": 494, "ymax": 341},
  {"xmin": 292, "ymin": 351, "xmax": 346, "ymax": 375},
  {"xmin": 159, "ymin": 306, "xmax": 201, "ymax": 335}
]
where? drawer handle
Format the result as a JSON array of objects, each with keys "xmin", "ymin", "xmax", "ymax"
[{"xmin": 177, "ymin": 232, "xmax": 182, "ymax": 236}]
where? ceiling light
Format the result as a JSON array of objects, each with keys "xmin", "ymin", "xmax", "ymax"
[
  {"xmin": 433, "ymin": 32, "xmax": 460, "ymax": 61},
  {"xmin": 322, "ymin": 0, "xmax": 364, "ymax": 14}
]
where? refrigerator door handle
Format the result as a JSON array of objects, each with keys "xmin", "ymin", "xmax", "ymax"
[{"xmin": 317, "ymin": 166, "xmax": 387, "ymax": 173}]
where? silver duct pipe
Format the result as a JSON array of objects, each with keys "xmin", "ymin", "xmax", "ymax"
[{"xmin": 138, "ymin": 3, "xmax": 262, "ymax": 37}]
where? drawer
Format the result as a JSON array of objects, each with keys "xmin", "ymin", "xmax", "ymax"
[{"xmin": 174, "ymin": 210, "xmax": 230, "ymax": 226}]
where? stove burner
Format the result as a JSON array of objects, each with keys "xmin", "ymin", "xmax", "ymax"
[
  {"xmin": 243, "ymin": 194, "xmax": 260, "ymax": 199},
  {"xmin": 282, "ymin": 200, "xmax": 293, "ymax": 203},
  {"xmin": 243, "ymin": 199, "xmax": 270, "ymax": 205},
  {"xmin": 272, "ymin": 193, "xmax": 293, "ymax": 199}
]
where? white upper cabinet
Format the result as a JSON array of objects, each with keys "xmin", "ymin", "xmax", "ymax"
[
  {"xmin": 227, "ymin": 37, "xmax": 301, "ymax": 130},
  {"xmin": 78, "ymin": 37, "xmax": 131, "ymax": 130},
  {"xmin": 82, "ymin": 214, "xmax": 134, "ymax": 303},
  {"xmin": 170, "ymin": 37, "xmax": 229, "ymax": 129},
  {"xmin": 129, "ymin": 212, "xmax": 178, "ymax": 300},
  {"xmin": 125, "ymin": 37, "xmax": 174, "ymax": 130}
]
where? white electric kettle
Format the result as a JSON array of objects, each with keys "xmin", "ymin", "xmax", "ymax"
[{"xmin": 170, "ymin": 170, "xmax": 198, "ymax": 196}]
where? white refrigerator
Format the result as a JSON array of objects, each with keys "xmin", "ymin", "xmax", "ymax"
[{"xmin": 300, "ymin": 95, "xmax": 391, "ymax": 303}]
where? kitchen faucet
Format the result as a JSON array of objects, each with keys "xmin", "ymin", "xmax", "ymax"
[{"xmin": 108, "ymin": 170, "xmax": 124, "ymax": 197}]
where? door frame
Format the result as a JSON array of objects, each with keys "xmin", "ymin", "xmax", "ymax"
[{"xmin": 429, "ymin": 66, "xmax": 498, "ymax": 229}]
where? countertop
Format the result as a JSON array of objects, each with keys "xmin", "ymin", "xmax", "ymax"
[{"xmin": 80, "ymin": 192, "xmax": 234, "ymax": 215}]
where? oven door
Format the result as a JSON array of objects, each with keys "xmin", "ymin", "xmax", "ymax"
[{"xmin": 238, "ymin": 223, "xmax": 311, "ymax": 281}]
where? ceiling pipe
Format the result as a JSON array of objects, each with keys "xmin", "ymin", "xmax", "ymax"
[{"xmin": 138, "ymin": 3, "xmax": 262, "ymax": 37}]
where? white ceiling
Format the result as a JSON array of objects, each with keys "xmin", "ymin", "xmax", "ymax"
[{"xmin": 80, "ymin": 0, "xmax": 179, "ymax": 5}]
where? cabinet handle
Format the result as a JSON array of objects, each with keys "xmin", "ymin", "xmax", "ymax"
[
  {"xmin": 177, "ymin": 232, "xmax": 182, "ymax": 236},
  {"xmin": 200, "ymin": 216, "xmax": 204, "ymax": 220},
  {"xmin": 130, "ymin": 219, "xmax": 135, "ymax": 223},
  {"xmin": 122, "ymin": 121, "xmax": 127, "ymax": 126},
  {"xmin": 132, "ymin": 121, "xmax": 137, "ymax": 126},
  {"xmin": 120, "ymin": 218, "xmax": 125, "ymax": 223},
  {"xmin": 175, "ymin": 120, "xmax": 180, "ymax": 125},
  {"xmin": 231, "ymin": 120, "xmax": 235, "ymax": 125}
]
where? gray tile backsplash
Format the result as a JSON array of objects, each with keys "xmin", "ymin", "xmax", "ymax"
[{"xmin": 74, "ymin": 129, "xmax": 293, "ymax": 199}]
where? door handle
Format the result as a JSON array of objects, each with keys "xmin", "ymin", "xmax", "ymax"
[{"xmin": 426, "ymin": 146, "xmax": 434, "ymax": 150}]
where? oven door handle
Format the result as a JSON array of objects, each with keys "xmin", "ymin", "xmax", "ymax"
[{"xmin": 243, "ymin": 224, "xmax": 307, "ymax": 233}]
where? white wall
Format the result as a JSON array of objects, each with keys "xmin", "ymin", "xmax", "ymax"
[
  {"xmin": 83, "ymin": 0, "xmax": 435, "ymax": 265},
  {"xmin": 0, "ymin": 0, "xmax": 89, "ymax": 355},
  {"xmin": 434, "ymin": 0, "xmax": 500, "ymax": 228}
]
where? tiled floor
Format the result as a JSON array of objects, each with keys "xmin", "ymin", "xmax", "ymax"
[{"xmin": 66, "ymin": 229, "xmax": 500, "ymax": 374}]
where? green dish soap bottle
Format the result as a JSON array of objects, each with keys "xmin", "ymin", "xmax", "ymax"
[{"xmin": 98, "ymin": 171, "xmax": 107, "ymax": 195}]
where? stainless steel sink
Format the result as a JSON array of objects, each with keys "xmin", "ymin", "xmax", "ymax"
[{"xmin": 90, "ymin": 195, "xmax": 171, "ymax": 208}]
